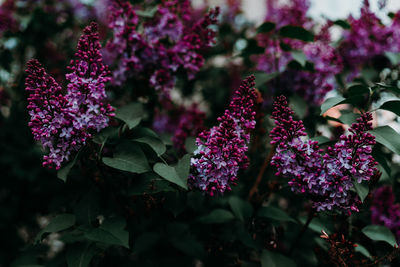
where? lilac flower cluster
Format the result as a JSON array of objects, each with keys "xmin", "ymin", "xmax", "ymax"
[
  {"xmin": 189, "ymin": 75, "xmax": 257, "ymax": 196},
  {"xmin": 25, "ymin": 22, "xmax": 114, "ymax": 170},
  {"xmin": 338, "ymin": 0, "xmax": 400, "ymax": 78},
  {"xmin": 256, "ymin": 0, "xmax": 342, "ymax": 105},
  {"xmin": 270, "ymin": 96, "xmax": 377, "ymax": 213},
  {"xmin": 371, "ymin": 186, "xmax": 400, "ymax": 241},
  {"xmin": 105, "ymin": 0, "xmax": 219, "ymax": 98}
]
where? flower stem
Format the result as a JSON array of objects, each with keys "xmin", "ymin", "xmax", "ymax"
[{"xmin": 248, "ymin": 144, "xmax": 276, "ymax": 201}]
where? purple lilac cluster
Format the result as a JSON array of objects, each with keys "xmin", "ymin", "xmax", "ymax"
[
  {"xmin": 25, "ymin": 23, "xmax": 114, "ymax": 170},
  {"xmin": 105, "ymin": 0, "xmax": 219, "ymax": 98},
  {"xmin": 189, "ymin": 75, "xmax": 257, "ymax": 196},
  {"xmin": 339, "ymin": 0, "xmax": 400, "ymax": 79},
  {"xmin": 371, "ymin": 186, "xmax": 400, "ymax": 241},
  {"xmin": 270, "ymin": 96, "xmax": 377, "ymax": 213},
  {"xmin": 256, "ymin": 0, "xmax": 342, "ymax": 105}
]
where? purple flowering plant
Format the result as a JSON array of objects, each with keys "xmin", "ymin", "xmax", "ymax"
[{"xmin": 5, "ymin": 0, "xmax": 400, "ymax": 266}]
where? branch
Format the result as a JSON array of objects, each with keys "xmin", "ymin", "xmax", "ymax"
[{"xmin": 248, "ymin": 144, "xmax": 276, "ymax": 201}]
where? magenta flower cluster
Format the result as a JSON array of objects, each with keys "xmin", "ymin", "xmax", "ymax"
[
  {"xmin": 256, "ymin": 0, "xmax": 342, "ymax": 104},
  {"xmin": 270, "ymin": 96, "xmax": 377, "ymax": 213},
  {"xmin": 371, "ymin": 186, "xmax": 400, "ymax": 241},
  {"xmin": 339, "ymin": 0, "xmax": 400, "ymax": 78},
  {"xmin": 105, "ymin": 0, "xmax": 219, "ymax": 98},
  {"xmin": 25, "ymin": 22, "xmax": 114, "ymax": 170},
  {"xmin": 189, "ymin": 75, "xmax": 257, "ymax": 196}
]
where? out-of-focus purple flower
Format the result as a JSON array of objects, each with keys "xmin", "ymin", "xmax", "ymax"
[
  {"xmin": 189, "ymin": 75, "xmax": 257, "ymax": 196},
  {"xmin": 271, "ymin": 96, "xmax": 377, "ymax": 213},
  {"xmin": 338, "ymin": 0, "xmax": 398, "ymax": 79},
  {"xmin": 256, "ymin": 0, "xmax": 311, "ymax": 73},
  {"xmin": 25, "ymin": 23, "xmax": 113, "ymax": 170},
  {"xmin": 371, "ymin": 186, "xmax": 400, "ymax": 240},
  {"xmin": 105, "ymin": 0, "xmax": 219, "ymax": 98},
  {"xmin": 256, "ymin": 0, "xmax": 342, "ymax": 105},
  {"xmin": 0, "ymin": 0, "xmax": 17, "ymax": 36},
  {"xmin": 293, "ymin": 42, "xmax": 343, "ymax": 104},
  {"xmin": 172, "ymin": 104, "xmax": 206, "ymax": 153},
  {"xmin": 152, "ymin": 103, "xmax": 205, "ymax": 153}
]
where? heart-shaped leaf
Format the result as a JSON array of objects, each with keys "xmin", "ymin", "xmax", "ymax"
[{"xmin": 103, "ymin": 141, "xmax": 150, "ymax": 173}]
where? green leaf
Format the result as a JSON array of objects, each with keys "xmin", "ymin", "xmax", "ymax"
[
  {"xmin": 86, "ymin": 217, "xmax": 129, "ymax": 248},
  {"xmin": 333, "ymin": 19, "xmax": 351, "ymax": 29},
  {"xmin": 376, "ymin": 82, "xmax": 400, "ymax": 94},
  {"xmin": 135, "ymin": 6, "xmax": 158, "ymax": 17},
  {"xmin": 254, "ymin": 72, "xmax": 279, "ymax": 85},
  {"xmin": 241, "ymin": 39, "xmax": 265, "ymax": 56},
  {"xmin": 353, "ymin": 181, "xmax": 369, "ymax": 203},
  {"xmin": 320, "ymin": 96, "xmax": 346, "ymax": 115},
  {"xmin": 197, "ymin": 209, "xmax": 235, "ymax": 224},
  {"xmin": 228, "ymin": 196, "xmax": 253, "ymax": 222},
  {"xmin": 260, "ymin": 250, "xmax": 296, "ymax": 267},
  {"xmin": 279, "ymin": 25, "xmax": 314, "ymax": 42},
  {"xmin": 133, "ymin": 136, "xmax": 166, "ymax": 156},
  {"xmin": 346, "ymin": 84, "xmax": 371, "ymax": 107},
  {"xmin": 115, "ymin": 103, "xmax": 145, "ymax": 129},
  {"xmin": 132, "ymin": 127, "xmax": 166, "ymax": 156},
  {"xmin": 153, "ymin": 163, "xmax": 188, "ymax": 189},
  {"xmin": 133, "ymin": 232, "xmax": 160, "ymax": 254},
  {"xmin": 384, "ymin": 51, "xmax": 400, "ymax": 65},
  {"xmin": 102, "ymin": 141, "xmax": 150, "ymax": 173},
  {"xmin": 92, "ymin": 127, "xmax": 118, "ymax": 144},
  {"xmin": 299, "ymin": 217, "xmax": 331, "ymax": 234},
  {"xmin": 338, "ymin": 110, "xmax": 359, "ymax": 125},
  {"xmin": 291, "ymin": 50, "xmax": 307, "ymax": 67},
  {"xmin": 35, "ymin": 214, "xmax": 76, "ymax": 243},
  {"xmin": 347, "ymin": 83, "xmax": 370, "ymax": 96},
  {"xmin": 362, "ymin": 225, "xmax": 397, "ymax": 247},
  {"xmin": 57, "ymin": 149, "xmax": 83, "ymax": 182},
  {"xmin": 311, "ymin": 136, "xmax": 331, "ymax": 145},
  {"xmin": 257, "ymin": 21, "xmax": 275, "ymax": 33},
  {"xmin": 369, "ymin": 126, "xmax": 400, "ymax": 155},
  {"xmin": 170, "ymin": 236, "xmax": 205, "ymax": 259},
  {"xmin": 289, "ymin": 95, "xmax": 307, "ymax": 119},
  {"xmin": 379, "ymin": 100, "xmax": 400, "ymax": 116},
  {"xmin": 184, "ymin": 137, "xmax": 197, "ymax": 153},
  {"xmin": 176, "ymin": 154, "xmax": 191, "ymax": 179},
  {"xmin": 66, "ymin": 243, "xmax": 96, "ymax": 267},
  {"xmin": 74, "ymin": 190, "xmax": 100, "ymax": 225},
  {"xmin": 355, "ymin": 243, "xmax": 372, "ymax": 260},
  {"xmin": 257, "ymin": 206, "xmax": 296, "ymax": 223}
]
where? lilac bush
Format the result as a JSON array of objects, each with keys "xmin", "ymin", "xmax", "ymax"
[{"xmin": 5, "ymin": 0, "xmax": 400, "ymax": 266}]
